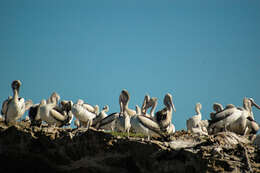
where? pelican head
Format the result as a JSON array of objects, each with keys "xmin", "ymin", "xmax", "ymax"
[
  {"xmin": 121, "ymin": 89, "xmax": 130, "ymax": 105},
  {"xmin": 141, "ymin": 94, "xmax": 150, "ymax": 114},
  {"xmin": 148, "ymin": 97, "xmax": 158, "ymax": 107},
  {"xmin": 103, "ymin": 105, "xmax": 109, "ymax": 112},
  {"xmin": 164, "ymin": 93, "xmax": 176, "ymax": 112},
  {"xmin": 243, "ymin": 97, "xmax": 252, "ymax": 111},
  {"xmin": 76, "ymin": 99, "xmax": 84, "ymax": 105},
  {"xmin": 195, "ymin": 103, "xmax": 202, "ymax": 113},
  {"xmin": 11, "ymin": 80, "xmax": 21, "ymax": 92},
  {"xmin": 50, "ymin": 92, "xmax": 60, "ymax": 104},
  {"xmin": 225, "ymin": 104, "xmax": 236, "ymax": 109},
  {"xmin": 40, "ymin": 99, "xmax": 47, "ymax": 105},
  {"xmin": 249, "ymin": 98, "xmax": 260, "ymax": 110},
  {"xmin": 213, "ymin": 103, "xmax": 223, "ymax": 112}
]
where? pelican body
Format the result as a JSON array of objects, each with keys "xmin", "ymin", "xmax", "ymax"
[
  {"xmin": 38, "ymin": 100, "xmax": 73, "ymax": 127},
  {"xmin": 130, "ymin": 105, "xmax": 160, "ymax": 140},
  {"xmin": 1, "ymin": 80, "xmax": 33, "ymax": 125},
  {"xmin": 186, "ymin": 103, "xmax": 207, "ymax": 135},
  {"xmin": 136, "ymin": 93, "xmax": 176, "ymax": 139},
  {"xmin": 208, "ymin": 98, "xmax": 260, "ymax": 135},
  {"xmin": 71, "ymin": 103, "xmax": 97, "ymax": 129},
  {"xmin": 92, "ymin": 105, "xmax": 110, "ymax": 128}
]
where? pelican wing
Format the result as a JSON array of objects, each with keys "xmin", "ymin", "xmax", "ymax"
[
  {"xmin": 92, "ymin": 114, "xmax": 103, "ymax": 126},
  {"xmin": 1, "ymin": 98, "xmax": 11, "ymax": 115},
  {"xmin": 137, "ymin": 115, "xmax": 162, "ymax": 136},
  {"xmin": 98, "ymin": 112, "xmax": 119, "ymax": 128},
  {"xmin": 49, "ymin": 109, "xmax": 66, "ymax": 122},
  {"xmin": 82, "ymin": 103, "xmax": 95, "ymax": 113},
  {"xmin": 209, "ymin": 108, "xmax": 237, "ymax": 125}
]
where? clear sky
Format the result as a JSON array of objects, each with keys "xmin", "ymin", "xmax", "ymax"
[{"xmin": 0, "ymin": 0, "xmax": 259, "ymax": 130}]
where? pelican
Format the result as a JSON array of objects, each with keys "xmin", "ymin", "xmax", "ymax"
[
  {"xmin": 71, "ymin": 102, "xmax": 97, "ymax": 130},
  {"xmin": 130, "ymin": 105, "xmax": 160, "ymax": 140},
  {"xmin": 141, "ymin": 96, "xmax": 158, "ymax": 119},
  {"xmin": 115, "ymin": 90, "xmax": 135, "ymax": 136},
  {"xmin": 37, "ymin": 99, "xmax": 73, "ymax": 127},
  {"xmin": 116, "ymin": 111, "xmax": 131, "ymax": 138},
  {"xmin": 96, "ymin": 112, "xmax": 119, "ymax": 131},
  {"xmin": 47, "ymin": 92, "xmax": 60, "ymax": 105},
  {"xmin": 141, "ymin": 94, "xmax": 150, "ymax": 114},
  {"xmin": 247, "ymin": 98, "xmax": 260, "ymax": 120},
  {"xmin": 186, "ymin": 103, "xmax": 207, "ymax": 135},
  {"xmin": 97, "ymin": 89, "xmax": 134, "ymax": 132},
  {"xmin": 76, "ymin": 99, "xmax": 99, "ymax": 115},
  {"xmin": 1, "ymin": 80, "xmax": 33, "ymax": 125},
  {"xmin": 208, "ymin": 98, "xmax": 260, "ymax": 135},
  {"xmin": 118, "ymin": 93, "xmax": 158, "ymax": 139},
  {"xmin": 119, "ymin": 89, "xmax": 136, "ymax": 117},
  {"xmin": 92, "ymin": 105, "xmax": 110, "ymax": 128},
  {"xmin": 155, "ymin": 93, "xmax": 176, "ymax": 132},
  {"xmin": 136, "ymin": 93, "xmax": 176, "ymax": 139},
  {"xmin": 210, "ymin": 103, "xmax": 224, "ymax": 120},
  {"xmin": 228, "ymin": 98, "xmax": 260, "ymax": 135},
  {"xmin": 28, "ymin": 92, "xmax": 61, "ymax": 126}
]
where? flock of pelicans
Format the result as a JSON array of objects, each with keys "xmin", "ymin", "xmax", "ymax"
[{"xmin": 1, "ymin": 80, "xmax": 260, "ymax": 140}]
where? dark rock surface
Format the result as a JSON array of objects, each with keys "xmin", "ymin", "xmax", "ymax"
[{"xmin": 0, "ymin": 121, "xmax": 259, "ymax": 173}]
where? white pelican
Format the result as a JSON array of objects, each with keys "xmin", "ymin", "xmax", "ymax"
[
  {"xmin": 116, "ymin": 111, "xmax": 131, "ymax": 138},
  {"xmin": 141, "ymin": 96, "xmax": 158, "ymax": 119},
  {"xmin": 210, "ymin": 103, "xmax": 224, "ymax": 120},
  {"xmin": 97, "ymin": 89, "xmax": 134, "ymax": 132},
  {"xmin": 228, "ymin": 98, "xmax": 260, "ymax": 135},
  {"xmin": 186, "ymin": 103, "xmax": 207, "ymax": 135},
  {"xmin": 119, "ymin": 89, "xmax": 136, "ymax": 117},
  {"xmin": 115, "ymin": 90, "xmax": 136, "ymax": 136},
  {"xmin": 155, "ymin": 93, "xmax": 176, "ymax": 133},
  {"xmin": 71, "ymin": 102, "xmax": 97, "ymax": 130},
  {"xmin": 28, "ymin": 92, "xmax": 61, "ymax": 126},
  {"xmin": 76, "ymin": 99, "xmax": 99, "ymax": 115},
  {"xmin": 137, "ymin": 93, "xmax": 176, "ymax": 139},
  {"xmin": 47, "ymin": 92, "xmax": 60, "ymax": 105},
  {"xmin": 37, "ymin": 99, "xmax": 73, "ymax": 127},
  {"xmin": 141, "ymin": 94, "xmax": 150, "ymax": 114},
  {"xmin": 130, "ymin": 105, "xmax": 160, "ymax": 140},
  {"xmin": 1, "ymin": 80, "xmax": 33, "ymax": 125},
  {"xmin": 92, "ymin": 105, "xmax": 110, "ymax": 128},
  {"xmin": 97, "ymin": 112, "xmax": 119, "ymax": 131},
  {"xmin": 208, "ymin": 98, "xmax": 260, "ymax": 135}
]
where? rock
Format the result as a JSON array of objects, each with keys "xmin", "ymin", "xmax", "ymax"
[{"xmin": 0, "ymin": 121, "xmax": 259, "ymax": 173}]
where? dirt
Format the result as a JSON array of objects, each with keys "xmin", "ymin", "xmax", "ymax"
[{"xmin": 0, "ymin": 121, "xmax": 259, "ymax": 173}]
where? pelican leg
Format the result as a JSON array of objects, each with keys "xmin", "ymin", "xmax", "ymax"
[
  {"xmin": 86, "ymin": 119, "xmax": 93, "ymax": 131},
  {"xmin": 147, "ymin": 135, "xmax": 150, "ymax": 141},
  {"xmin": 86, "ymin": 120, "xmax": 90, "ymax": 130},
  {"xmin": 111, "ymin": 122, "xmax": 115, "ymax": 132},
  {"xmin": 4, "ymin": 118, "xmax": 8, "ymax": 126},
  {"xmin": 127, "ymin": 128, "xmax": 130, "ymax": 139}
]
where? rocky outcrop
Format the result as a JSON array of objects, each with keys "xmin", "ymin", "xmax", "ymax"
[{"xmin": 0, "ymin": 121, "xmax": 259, "ymax": 173}]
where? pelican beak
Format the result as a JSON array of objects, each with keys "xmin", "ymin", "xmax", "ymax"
[
  {"xmin": 250, "ymin": 98, "xmax": 260, "ymax": 110},
  {"xmin": 171, "ymin": 102, "xmax": 176, "ymax": 112}
]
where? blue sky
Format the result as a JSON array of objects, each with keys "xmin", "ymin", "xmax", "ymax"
[{"xmin": 0, "ymin": 0, "xmax": 259, "ymax": 130}]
